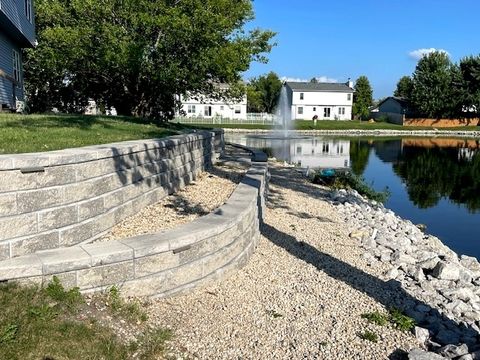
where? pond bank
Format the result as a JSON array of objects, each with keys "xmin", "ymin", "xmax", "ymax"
[
  {"xmin": 223, "ymin": 128, "xmax": 480, "ymax": 138},
  {"xmin": 146, "ymin": 163, "xmax": 420, "ymax": 359},
  {"xmin": 334, "ymin": 188, "xmax": 480, "ymax": 358}
]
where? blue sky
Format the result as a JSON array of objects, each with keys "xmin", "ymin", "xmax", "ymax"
[{"xmin": 243, "ymin": 0, "xmax": 480, "ymax": 99}]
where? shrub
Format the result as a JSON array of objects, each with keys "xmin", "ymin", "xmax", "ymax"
[
  {"xmin": 361, "ymin": 311, "xmax": 389, "ymax": 326},
  {"xmin": 331, "ymin": 172, "xmax": 390, "ymax": 203},
  {"xmin": 358, "ymin": 330, "xmax": 378, "ymax": 342}
]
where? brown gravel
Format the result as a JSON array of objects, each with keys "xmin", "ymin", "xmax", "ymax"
[
  {"xmin": 145, "ymin": 162, "xmax": 420, "ymax": 359},
  {"xmin": 99, "ymin": 146, "xmax": 249, "ymax": 242}
]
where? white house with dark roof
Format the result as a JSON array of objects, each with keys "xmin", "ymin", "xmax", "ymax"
[
  {"xmin": 285, "ymin": 81, "xmax": 354, "ymax": 120},
  {"xmin": 178, "ymin": 84, "xmax": 247, "ymax": 120}
]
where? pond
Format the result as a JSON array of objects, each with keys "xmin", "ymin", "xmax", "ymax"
[{"xmin": 226, "ymin": 133, "xmax": 480, "ymax": 260}]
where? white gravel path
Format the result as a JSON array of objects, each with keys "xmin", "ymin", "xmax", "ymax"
[
  {"xmin": 146, "ymin": 163, "xmax": 421, "ymax": 359},
  {"xmin": 98, "ymin": 146, "xmax": 248, "ymax": 242}
]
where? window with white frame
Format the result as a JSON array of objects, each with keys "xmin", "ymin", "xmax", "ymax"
[
  {"xmin": 339, "ymin": 107, "xmax": 345, "ymax": 115},
  {"xmin": 187, "ymin": 105, "xmax": 196, "ymax": 114},
  {"xmin": 300, "ymin": 93, "xmax": 304, "ymax": 100},
  {"xmin": 313, "ymin": 107, "xmax": 316, "ymax": 112},
  {"xmin": 234, "ymin": 106, "xmax": 241, "ymax": 114},
  {"xmin": 298, "ymin": 106, "xmax": 303, "ymax": 115},
  {"xmin": 12, "ymin": 50, "xmax": 21, "ymax": 82},
  {"xmin": 25, "ymin": 0, "xmax": 32, "ymax": 22},
  {"xmin": 220, "ymin": 105, "xmax": 224, "ymax": 111},
  {"xmin": 347, "ymin": 93, "xmax": 352, "ymax": 101}
]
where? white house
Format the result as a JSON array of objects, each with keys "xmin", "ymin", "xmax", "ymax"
[
  {"xmin": 285, "ymin": 81, "xmax": 354, "ymax": 120},
  {"xmin": 179, "ymin": 85, "xmax": 247, "ymax": 119}
]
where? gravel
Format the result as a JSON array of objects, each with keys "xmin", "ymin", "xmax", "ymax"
[
  {"xmin": 145, "ymin": 162, "xmax": 420, "ymax": 359},
  {"xmin": 98, "ymin": 145, "xmax": 248, "ymax": 242}
]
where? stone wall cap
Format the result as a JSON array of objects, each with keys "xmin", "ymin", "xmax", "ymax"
[{"xmin": 0, "ymin": 129, "xmax": 224, "ymax": 170}]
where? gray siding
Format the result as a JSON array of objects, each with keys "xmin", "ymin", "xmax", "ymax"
[
  {"xmin": 0, "ymin": 0, "xmax": 36, "ymax": 45},
  {"xmin": 0, "ymin": 31, "xmax": 23, "ymax": 106},
  {"xmin": 378, "ymin": 98, "xmax": 404, "ymax": 114}
]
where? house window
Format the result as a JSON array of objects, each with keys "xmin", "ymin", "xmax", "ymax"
[
  {"xmin": 322, "ymin": 143, "xmax": 329, "ymax": 154},
  {"xmin": 12, "ymin": 50, "xmax": 21, "ymax": 82},
  {"xmin": 298, "ymin": 107, "xmax": 303, "ymax": 115},
  {"xmin": 296, "ymin": 146, "xmax": 302, "ymax": 154},
  {"xmin": 313, "ymin": 107, "xmax": 316, "ymax": 112},
  {"xmin": 300, "ymin": 93, "xmax": 304, "ymax": 100},
  {"xmin": 220, "ymin": 106, "xmax": 224, "ymax": 111},
  {"xmin": 347, "ymin": 94, "xmax": 352, "ymax": 101},
  {"xmin": 187, "ymin": 105, "xmax": 196, "ymax": 114},
  {"xmin": 234, "ymin": 106, "xmax": 241, "ymax": 114},
  {"xmin": 25, "ymin": 0, "xmax": 32, "ymax": 22},
  {"xmin": 339, "ymin": 107, "xmax": 345, "ymax": 115},
  {"xmin": 324, "ymin": 107, "xmax": 331, "ymax": 118},
  {"xmin": 204, "ymin": 106, "xmax": 212, "ymax": 117}
]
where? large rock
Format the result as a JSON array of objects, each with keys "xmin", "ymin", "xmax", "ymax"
[
  {"xmin": 415, "ymin": 326, "xmax": 431, "ymax": 345},
  {"xmin": 460, "ymin": 255, "xmax": 480, "ymax": 273},
  {"xmin": 438, "ymin": 343, "xmax": 469, "ymax": 358},
  {"xmin": 432, "ymin": 261, "xmax": 461, "ymax": 281},
  {"xmin": 435, "ymin": 329, "xmax": 461, "ymax": 345},
  {"xmin": 408, "ymin": 348, "xmax": 445, "ymax": 360}
]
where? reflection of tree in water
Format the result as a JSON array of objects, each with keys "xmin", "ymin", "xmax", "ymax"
[
  {"xmin": 349, "ymin": 140, "xmax": 371, "ymax": 176},
  {"xmin": 393, "ymin": 146, "xmax": 480, "ymax": 212}
]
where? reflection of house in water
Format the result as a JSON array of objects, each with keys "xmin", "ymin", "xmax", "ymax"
[
  {"xmin": 228, "ymin": 135, "xmax": 351, "ymax": 169},
  {"xmin": 458, "ymin": 148, "xmax": 478, "ymax": 161},
  {"xmin": 289, "ymin": 138, "xmax": 350, "ymax": 169}
]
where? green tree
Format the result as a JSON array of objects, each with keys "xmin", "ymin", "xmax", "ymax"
[
  {"xmin": 353, "ymin": 76, "xmax": 373, "ymax": 120},
  {"xmin": 394, "ymin": 76, "xmax": 413, "ymax": 99},
  {"xmin": 350, "ymin": 140, "xmax": 371, "ymax": 175},
  {"xmin": 246, "ymin": 72, "xmax": 282, "ymax": 113},
  {"xmin": 24, "ymin": 0, "xmax": 275, "ymax": 121},
  {"xmin": 410, "ymin": 51, "xmax": 460, "ymax": 118},
  {"xmin": 459, "ymin": 55, "xmax": 480, "ymax": 116},
  {"xmin": 310, "ymin": 77, "xmax": 318, "ymax": 83}
]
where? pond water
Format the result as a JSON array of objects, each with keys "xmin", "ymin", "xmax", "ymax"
[{"xmin": 226, "ymin": 133, "xmax": 480, "ymax": 259}]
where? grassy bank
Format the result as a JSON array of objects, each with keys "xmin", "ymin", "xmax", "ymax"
[
  {"xmin": 0, "ymin": 278, "xmax": 171, "ymax": 360},
  {"xmin": 179, "ymin": 119, "xmax": 480, "ymax": 131},
  {"xmin": 0, "ymin": 113, "xmax": 185, "ymax": 154}
]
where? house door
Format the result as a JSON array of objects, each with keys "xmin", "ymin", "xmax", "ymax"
[
  {"xmin": 324, "ymin": 107, "xmax": 331, "ymax": 118},
  {"xmin": 204, "ymin": 106, "xmax": 212, "ymax": 117}
]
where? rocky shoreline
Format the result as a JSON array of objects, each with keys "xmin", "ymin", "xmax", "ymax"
[
  {"xmin": 333, "ymin": 188, "xmax": 480, "ymax": 359},
  {"xmin": 223, "ymin": 128, "xmax": 480, "ymax": 138}
]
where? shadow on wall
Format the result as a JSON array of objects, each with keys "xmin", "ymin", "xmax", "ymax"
[{"xmin": 110, "ymin": 135, "xmax": 214, "ymax": 188}]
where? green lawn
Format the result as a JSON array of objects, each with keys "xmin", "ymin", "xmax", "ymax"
[
  {"xmin": 181, "ymin": 119, "xmax": 480, "ymax": 131},
  {"xmin": 1, "ymin": 114, "xmax": 478, "ymax": 155},
  {"xmin": 0, "ymin": 113, "xmax": 185, "ymax": 154},
  {"xmin": 0, "ymin": 279, "xmax": 171, "ymax": 360}
]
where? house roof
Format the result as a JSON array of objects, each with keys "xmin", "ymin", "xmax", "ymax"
[
  {"xmin": 377, "ymin": 96, "xmax": 410, "ymax": 108},
  {"xmin": 285, "ymin": 82, "xmax": 353, "ymax": 93}
]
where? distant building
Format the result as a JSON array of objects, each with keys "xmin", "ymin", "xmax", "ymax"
[
  {"xmin": 0, "ymin": 0, "xmax": 36, "ymax": 111},
  {"xmin": 285, "ymin": 81, "xmax": 354, "ymax": 121},
  {"xmin": 178, "ymin": 85, "xmax": 247, "ymax": 119},
  {"xmin": 376, "ymin": 97, "xmax": 412, "ymax": 115}
]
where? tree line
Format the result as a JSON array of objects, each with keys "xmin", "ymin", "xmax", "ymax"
[
  {"xmin": 394, "ymin": 52, "xmax": 480, "ymax": 118},
  {"xmin": 24, "ymin": 0, "xmax": 275, "ymax": 122}
]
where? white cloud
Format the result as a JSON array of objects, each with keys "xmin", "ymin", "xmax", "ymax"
[
  {"xmin": 281, "ymin": 76, "xmax": 338, "ymax": 83},
  {"xmin": 408, "ymin": 48, "xmax": 450, "ymax": 60}
]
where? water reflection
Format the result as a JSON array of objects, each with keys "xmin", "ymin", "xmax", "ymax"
[
  {"xmin": 225, "ymin": 133, "xmax": 480, "ymax": 258},
  {"xmin": 236, "ymin": 135, "xmax": 351, "ymax": 169}
]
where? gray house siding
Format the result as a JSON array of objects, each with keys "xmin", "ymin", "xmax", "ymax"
[
  {"xmin": 0, "ymin": 0, "xmax": 34, "ymax": 108},
  {"xmin": 0, "ymin": 0, "xmax": 36, "ymax": 45},
  {"xmin": 378, "ymin": 98, "xmax": 404, "ymax": 114}
]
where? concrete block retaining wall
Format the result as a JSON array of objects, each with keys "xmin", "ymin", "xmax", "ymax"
[
  {"xmin": 0, "ymin": 151, "xmax": 268, "ymax": 298},
  {"xmin": 0, "ymin": 130, "xmax": 224, "ymax": 261}
]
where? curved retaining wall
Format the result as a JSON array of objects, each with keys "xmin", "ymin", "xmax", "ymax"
[
  {"xmin": 0, "ymin": 130, "xmax": 224, "ymax": 261},
  {"xmin": 0, "ymin": 151, "xmax": 268, "ymax": 298}
]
